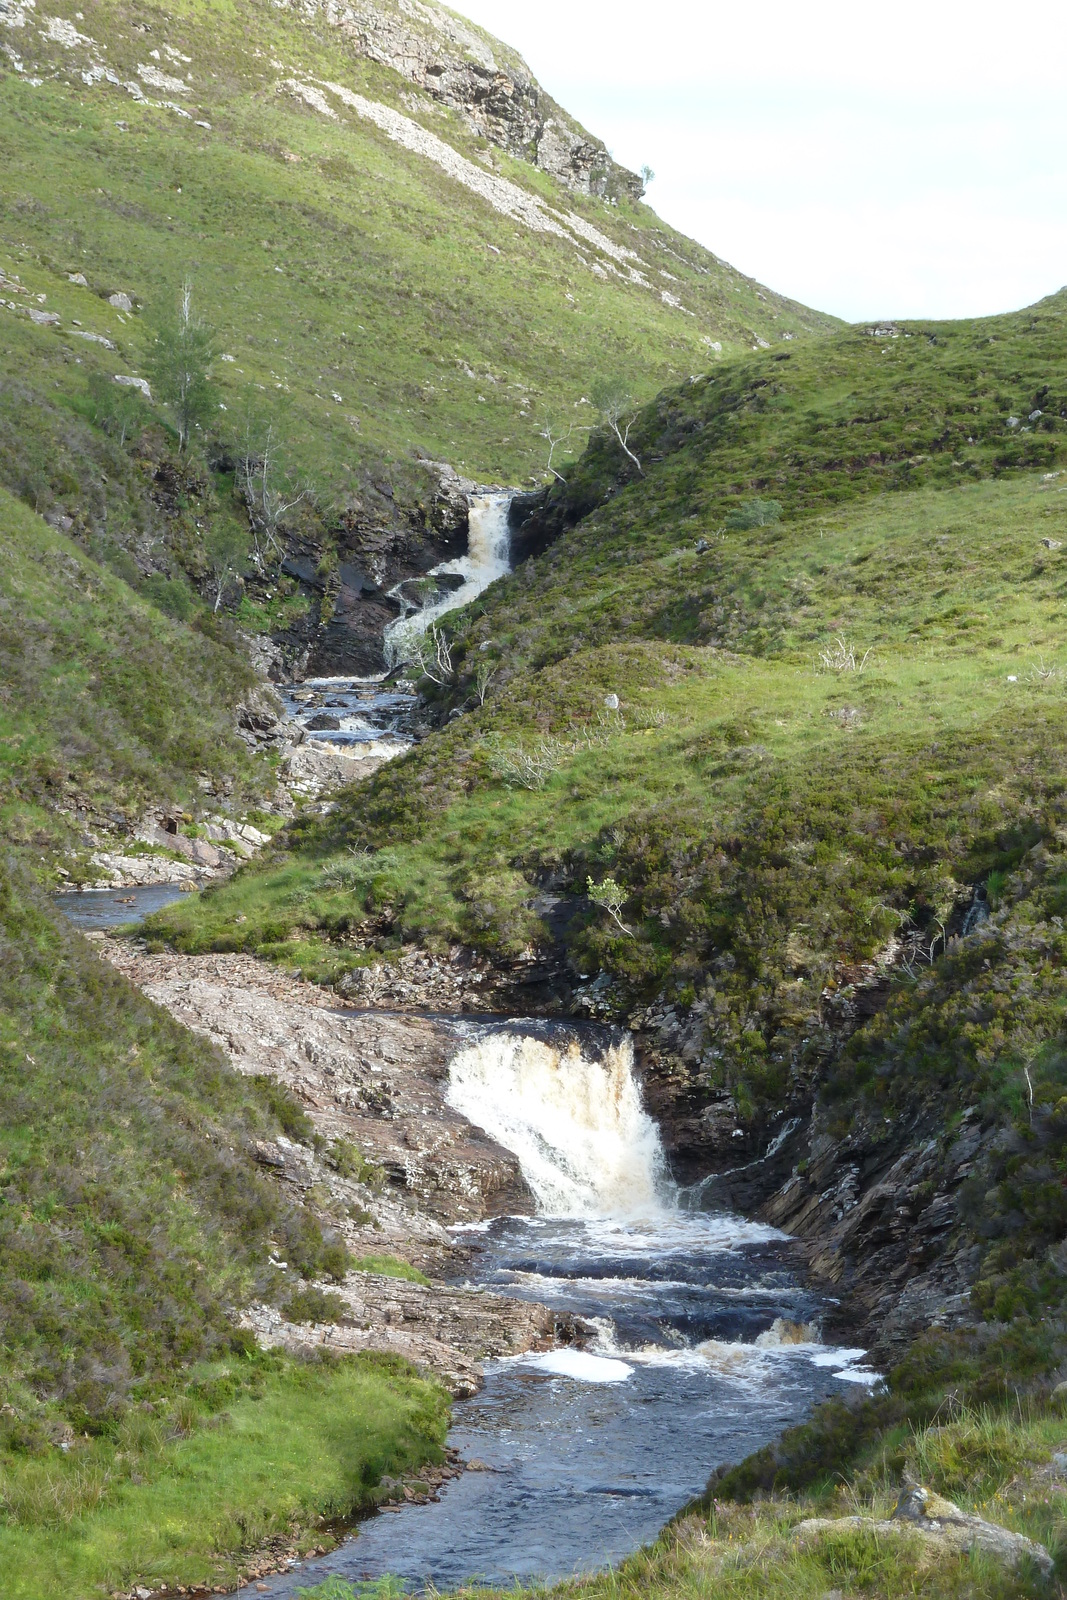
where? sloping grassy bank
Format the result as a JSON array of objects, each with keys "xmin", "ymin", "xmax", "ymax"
[
  {"xmin": 0, "ymin": 1353, "xmax": 446, "ymax": 1600},
  {"xmin": 0, "ymin": 485, "xmax": 270, "ymax": 861},
  {"xmin": 0, "ymin": 867, "xmax": 447, "ymax": 1595},
  {"xmin": 142, "ymin": 291, "xmax": 1067, "ymax": 1600}
]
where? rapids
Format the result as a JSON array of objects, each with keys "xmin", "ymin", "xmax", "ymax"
[{"xmin": 262, "ymin": 1021, "xmax": 875, "ymax": 1595}]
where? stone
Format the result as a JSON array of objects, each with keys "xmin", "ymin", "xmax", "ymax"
[
  {"xmin": 27, "ymin": 308, "xmax": 60, "ymax": 325},
  {"xmin": 113, "ymin": 374, "xmax": 151, "ymax": 400},
  {"xmin": 604, "ymin": 693, "xmax": 620, "ymax": 710},
  {"xmin": 188, "ymin": 838, "xmax": 222, "ymax": 869},
  {"xmin": 795, "ymin": 1486, "xmax": 1052, "ymax": 1575},
  {"xmin": 67, "ymin": 272, "xmax": 88, "ymax": 285},
  {"xmin": 108, "ymin": 291, "xmax": 134, "ymax": 311},
  {"xmin": 305, "ymin": 712, "xmax": 342, "ymax": 731}
]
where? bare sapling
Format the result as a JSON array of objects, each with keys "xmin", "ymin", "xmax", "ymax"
[{"xmin": 591, "ymin": 378, "xmax": 644, "ymax": 476}]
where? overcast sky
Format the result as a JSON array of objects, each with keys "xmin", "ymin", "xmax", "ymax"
[{"xmin": 455, "ymin": 0, "xmax": 1067, "ymax": 323}]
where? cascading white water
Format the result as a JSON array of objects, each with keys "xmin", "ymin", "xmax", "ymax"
[
  {"xmin": 445, "ymin": 1029, "xmax": 671, "ymax": 1217},
  {"xmin": 384, "ymin": 491, "xmax": 512, "ymax": 667}
]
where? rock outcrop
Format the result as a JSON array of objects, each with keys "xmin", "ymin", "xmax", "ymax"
[
  {"xmin": 100, "ymin": 945, "xmax": 578, "ymax": 1394},
  {"xmin": 287, "ymin": 0, "xmax": 643, "ymax": 200},
  {"xmin": 794, "ymin": 1482, "xmax": 1052, "ymax": 1575}
]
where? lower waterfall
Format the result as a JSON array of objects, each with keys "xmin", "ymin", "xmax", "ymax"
[
  {"xmin": 263, "ymin": 1023, "xmax": 873, "ymax": 1596},
  {"xmin": 445, "ymin": 1027, "xmax": 670, "ymax": 1217}
]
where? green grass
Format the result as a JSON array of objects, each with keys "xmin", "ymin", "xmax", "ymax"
[
  {"xmin": 0, "ymin": 865, "xmax": 351, "ymax": 1439},
  {"xmin": 0, "ymin": 484, "xmax": 271, "ymax": 861},
  {"xmin": 0, "ymin": 1351, "xmax": 447, "ymax": 1600},
  {"xmin": 0, "ymin": 0, "xmax": 836, "ymax": 620},
  {"xmin": 0, "ymin": 865, "xmax": 450, "ymax": 1597},
  {"xmin": 150, "ymin": 465, "xmax": 1067, "ymax": 986},
  {"xmin": 351, "ymin": 1256, "xmax": 431, "ymax": 1286}
]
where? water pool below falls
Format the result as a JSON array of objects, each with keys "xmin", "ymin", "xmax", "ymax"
[{"xmin": 261, "ymin": 1021, "xmax": 874, "ymax": 1594}]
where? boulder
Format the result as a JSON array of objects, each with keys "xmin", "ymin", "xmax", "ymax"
[
  {"xmin": 108, "ymin": 291, "xmax": 134, "ymax": 311},
  {"xmin": 794, "ymin": 1483, "xmax": 1052, "ymax": 1575},
  {"xmin": 114, "ymin": 374, "xmax": 151, "ymax": 399}
]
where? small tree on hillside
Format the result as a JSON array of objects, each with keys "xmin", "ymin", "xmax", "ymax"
[
  {"xmin": 147, "ymin": 282, "xmax": 218, "ymax": 452},
  {"xmin": 87, "ymin": 370, "xmax": 149, "ymax": 447},
  {"xmin": 237, "ymin": 421, "xmax": 310, "ymax": 562},
  {"xmin": 203, "ymin": 523, "xmax": 248, "ymax": 613},
  {"xmin": 537, "ymin": 417, "xmax": 587, "ymax": 484},
  {"xmin": 591, "ymin": 377, "xmax": 643, "ymax": 476}
]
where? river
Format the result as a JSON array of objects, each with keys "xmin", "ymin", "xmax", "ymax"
[
  {"xmin": 54, "ymin": 489, "xmax": 874, "ymax": 1594},
  {"xmin": 253, "ymin": 1025, "xmax": 874, "ymax": 1595}
]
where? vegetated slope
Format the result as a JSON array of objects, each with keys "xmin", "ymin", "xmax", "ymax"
[
  {"xmin": 0, "ymin": 485, "xmax": 269, "ymax": 859},
  {"xmin": 0, "ymin": 865, "xmax": 447, "ymax": 1599},
  {"xmin": 150, "ymin": 290, "xmax": 1067, "ymax": 1450},
  {"xmin": 0, "ymin": 0, "xmax": 836, "ymax": 623}
]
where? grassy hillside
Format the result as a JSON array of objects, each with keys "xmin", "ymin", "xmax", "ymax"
[
  {"xmin": 0, "ymin": 484, "xmax": 270, "ymax": 859},
  {"xmin": 0, "ymin": 0, "xmax": 836, "ymax": 620},
  {"xmin": 0, "ymin": 866, "xmax": 447, "ymax": 1596},
  {"xmin": 149, "ymin": 293, "xmax": 1067, "ymax": 1002},
  {"xmin": 146, "ymin": 290, "xmax": 1067, "ymax": 1591}
]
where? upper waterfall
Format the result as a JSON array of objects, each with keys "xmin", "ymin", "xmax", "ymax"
[
  {"xmin": 445, "ymin": 1027, "xmax": 670, "ymax": 1218},
  {"xmin": 384, "ymin": 491, "xmax": 512, "ymax": 666}
]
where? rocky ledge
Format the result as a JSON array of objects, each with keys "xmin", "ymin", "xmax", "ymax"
[{"xmin": 101, "ymin": 945, "xmax": 583, "ymax": 1394}]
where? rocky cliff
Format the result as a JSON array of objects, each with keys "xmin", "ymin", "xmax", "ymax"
[{"xmin": 287, "ymin": 0, "xmax": 645, "ymax": 199}]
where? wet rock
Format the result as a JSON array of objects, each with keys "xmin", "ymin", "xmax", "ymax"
[
  {"xmin": 305, "ymin": 712, "xmax": 342, "ymax": 731},
  {"xmin": 282, "ymin": 738, "xmax": 403, "ymax": 798}
]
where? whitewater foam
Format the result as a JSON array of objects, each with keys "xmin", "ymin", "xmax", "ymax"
[
  {"xmin": 385, "ymin": 492, "xmax": 511, "ymax": 666},
  {"xmin": 445, "ymin": 1027, "xmax": 669, "ymax": 1218}
]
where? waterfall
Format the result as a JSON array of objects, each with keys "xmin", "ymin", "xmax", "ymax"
[
  {"xmin": 445, "ymin": 1028, "xmax": 671, "ymax": 1218},
  {"xmin": 384, "ymin": 491, "xmax": 512, "ymax": 667}
]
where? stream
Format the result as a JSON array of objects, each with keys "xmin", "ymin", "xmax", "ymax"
[
  {"xmin": 54, "ymin": 489, "xmax": 874, "ymax": 1594},
  {"xmin": 274, "ymin": 491, "xmax": 513, "ymax": 757},
  {"xmin": 258, "ymin": 1027, "xmax": 875, "ymax": 1596}
]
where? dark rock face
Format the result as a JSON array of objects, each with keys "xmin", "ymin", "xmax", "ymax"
[
  {"xmin": 759, "ymin": 1108, "xmax": 982, "ymax": 1359},
  {"xmin": 268, "ymin": 464, "xmax": 474, "ymax": 677},
  {"xmin": 508, "ymin": 488, "xmax": 555, "ymax": 565}
]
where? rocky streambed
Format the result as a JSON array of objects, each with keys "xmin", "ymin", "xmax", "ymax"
[{"xmin": 95, "ymin": 939, "xmax": 876, "ymax": 1593}]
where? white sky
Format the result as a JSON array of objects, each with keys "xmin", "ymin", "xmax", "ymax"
[{"xmin": 454, "ymin": 0, "xmax": 1067, "ymax": 323}]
